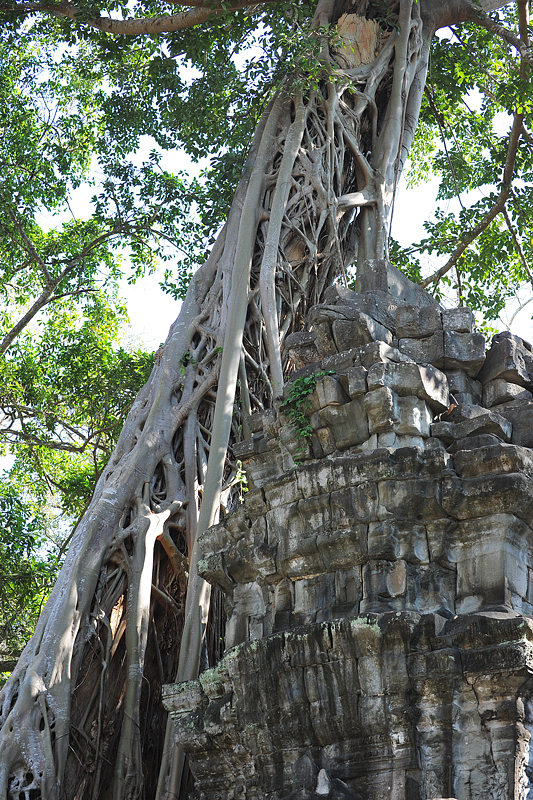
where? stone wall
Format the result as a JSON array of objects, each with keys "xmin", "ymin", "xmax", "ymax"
[{"xmin": 163, "ymin": 284, "xmax": 533, "ymax": 800}]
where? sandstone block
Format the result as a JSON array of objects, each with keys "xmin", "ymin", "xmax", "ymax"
[
  {"xmin": 315, "ymin": 375, "xmax": 350, "ymax": 408},
  {"xmin": 395, "ymin": 304, "xmax": 442, "ymax": 339},
  {"xmin": 246, "ymin": 448, "xmax": 286, "ymax": 488},
  {"xmin": 362, "ymin": 560, "xmax": 408, "ymax": 610},
  {"xmin": 443, "ymin": 331, "xmax": 486, "ymax": 376},
  {"xmin": 331, "ymin": 483, "xmax": 379, "ymax": 525},
  {"xmin": 477, "ymin": 332, "xmax": 533, "ymax": 388},
  {"xmin": 331, "ymin": 311, "xmax": 393, "ymax": 351},
  {"xmin": 442, "ymin": 473, "xmax": 533, "ymax": 523},
  {"xmin": 284, "ymin": 331, "xmax": 320, "ymax": 369},
  {"xmin": 316, "ymin": 525, "xmax": 368, "ymax": 571},
  {"xmin": 448, "ymin": 515, "xmax": 532, "ymax": 612},
  {"xmin": 364, "ymin": 386, "xmax": 432, "ymax": 437},
  {"xmin": 339, "ymin": 365, "xmax": 368, "ymax": 398},
  {"xmin": 367, "ymin": 361, "xmax": 449, "ymax": 412},
  {"xmin": 483, "ymin": 378, "xmax": 532, "ymax": 408},
  {"xmin": 279, "ymin": 423, "xmax": 312, "ymax": 456},
  {"xmin": 442, "ymin": 307, "xmax": 474, "ymax": 333},
  {"xmin": 293, "ymin": 574, "xmax": 335, "ymax": 626},
  {"xmin": 322, "ymin": 285, "xmax": 398, "ymax": 331},
  {"xmin": 321, "ymin": 348, "xmax": 359, "ymax": 373},
  {"xmin": 496, "ymin": 401, "xmax": 533, "ymax": 447},
  {"xmin": 357, "ymin": 341, "xmax": 414, "ymax": 369},
  {"xmin": 368, "ymin": 519, "xmax": 429, "ymax": 564},
  {"xmin": 430, "ymin": 411, "xmax": 512, "ymax": 444},
  {"xmin": 377, "ymin": 432, "xmax": 426, "ymax": 449},
  {"xmin": 406, "ymin": 563, "xmax": 456, "ymax": 615},
  {"xmin": 446, "ymin": 370, "xmax": 482, "ymax": 403},
  {"xmin": 313, "ymin": 426, "xmax": 336, "ymax": 457},
  {"xmin": 399, "ymin": 331, "xmax": 445, "ymax": 367},
  {"xmin": 378, "ymin": 477, "xmax": 443, "ymax": 520},
  {"xmin": 355, "ymin": 259, "xmax": 439, "ymax": 308},
  {"xmin": 308, "ymin": 304, "xmax": 393, "ymax": 357},
  {"xmin": 447, "ymin": 434, "xmax": 504, "ymax": 454},
  {"xmin": 446, "ymin": 403, "xmax": 486, "ymax": 423},
  {"xmin": 453, "ymin": 443, "xmax": 533, "ymax": 479},
  {"xmin": 364, "ymin": 386, "xmax": 398, "ymax": 433},
  {"xmin": 198, "ymin": 552, "xmax": 235, "ymax": 594},
  {"xmin": 225, "ymin": 582, "xmax": 267, "ymax": 648},
  {"xmin": 395, "ymin": 395, "xmax": 432, "ymax": 437},
  {"xmin": 319, "ymin": 396, "xmax": 369, "ymax": 449},
  {"xmin": 232, "ymin": 438, "xmax": 255, "ymax": 459}
]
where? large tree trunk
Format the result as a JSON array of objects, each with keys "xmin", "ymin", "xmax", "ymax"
[{"xmin": 0, "ymin": 1, "xmax": 435, "ymax": 797}]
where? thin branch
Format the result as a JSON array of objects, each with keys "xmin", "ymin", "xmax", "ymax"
[
  {"xmin": 424, "ymin": 84, "xmax": 465, "ymax": 210},
  {"xmin": 5, "ymin": 207, "xmax": 52, "ymax": 283},
  {"xmin": 502, "ymin": 206, "xmax": 533, "ymax": 287},
  {"xmin": 151, "ymin": 584, "xmax": 181, "ymax": 614},
  {"xmin": 420, "ymin": 107, "xmax": 523, "ymax": 288}
]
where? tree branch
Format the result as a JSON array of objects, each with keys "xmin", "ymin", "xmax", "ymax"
[
  {"xmin": 0, "ymin": 0, "xmax": 275, "ymax": 34},
  {"xmin": 464, "ymin": 1, "xmax": 533, "ymax": 66},
  {"xmin": 502, "ymin": 205, "xmax": 533, "ymax": 288}
]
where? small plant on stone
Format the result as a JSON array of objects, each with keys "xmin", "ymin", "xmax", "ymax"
[{"xmin": 280, "ymin": 370, "xmax": 332, "ymax": 446}]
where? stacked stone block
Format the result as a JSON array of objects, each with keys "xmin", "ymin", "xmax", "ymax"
[{"xmin": 163, "ymin": 282, "xmax": 533, "ymax": 800}]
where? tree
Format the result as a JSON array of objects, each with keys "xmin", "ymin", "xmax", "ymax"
[{"xmin": 0, "ymin": 0, "xmax": 531, "ymax": 797}]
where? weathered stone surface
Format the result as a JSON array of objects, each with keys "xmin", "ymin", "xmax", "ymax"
[
  {"xmin": 364, "ymin": 386, "xmax": 432, "ymax": 437},
  {"xmin": 453, "ymin": 442, "xmax": 533, "ymax": 479},
  {"xmin": 308, "ymin": 304, "xmax": 393, "ymax": 357},
  {"xmin": 496, "ymin": 400, "xmax": 533, "ymax": 447},
  {"xmin": 446, "ymin": 403, "xmax": 488, "ymax": 423},
  {"xmin": 165, "ymin": 615, "xmax": 533, "ymax": 800},
  {"xmin": 332, "ymin": 312, "xmax": 393, "ymax": 352},
  {"xmin": 284, "ymin": 330, "xmax": 320, "ymax": 368},
  {"xmin": 318, "ymin": 397, "xmax": 369, "ymax": 449},
  {"xmin": 339, "ymin": 365, "xmax": 367, "ymax": 398},
  {"xmin": 366, "ymin": 361, "xmax": 449, "ymax": 411},
  {"xmin": 477, "ymin": 331, "xmax": 533, "ymax": 388},
  {"xmin": 399, "ymin": 331, "xmax": 445, "ymax": 366},
  {"xmin": 447, "ymin": 433, "xmax": 503, "ymax": 454},
  {"xmin": 443, "ymin": 331, "xmax": 486, "ymax": 376},
  {"xmin": 430, "ymin": 411, "xmax": 512, "ymax": 444},
  {"xmin": 322, "ymin": 286, "xmax": 398, "ymax": 331},
  {"xmin": 167, "ymin": 289, "xmax": 533, "ymax": 800},
  {"xmin": 442, "ymin": 307, "xmax": 474, "ymax": 333},
  {"xmin": 482, "ymin": 377, "xmax": 532, "ymax": 407},
  {"xmin": 354, "ymin": 259, "xmax": 439, "ymax": 307},
  {"xmin": 357, "ymin": 341, "xmax": 414, "ymax": 369},
  {"xmin": 363, "ymin": 386, "xmax": 398, "ymax": 434},
  {"xmin": 395, "ymin": 304, "xmax": 442, "ymax": 339},
  {"xmin": 446, "ymin": 370, "xmax": 482, "ymax": 404},
  {"xmin": 448, "ymin": 514, "xmax": 532, "ymax": 612},
  {"xmin": 315, "ymin": 375, "xmax": 350, "ymax": 408},
  {"xmin": 442, "ymin": 472, "xmax": 533, "ymax": 524}
]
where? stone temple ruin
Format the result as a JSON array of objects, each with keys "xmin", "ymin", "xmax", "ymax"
[{"xmin": 163, "ymin": 263, "xmax": 533, "ymax": 800}]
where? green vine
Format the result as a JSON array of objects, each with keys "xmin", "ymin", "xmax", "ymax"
[{"xmin": 280, "ymin": 370, "xmax": 333, "ymax": 445}]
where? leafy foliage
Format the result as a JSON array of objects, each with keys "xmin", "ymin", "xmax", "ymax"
[
  {"xmin": 0, "ymin": 485, "xmax": 59, "ymax": 677},
  {"xmin": 395, "ymin": 9, "xmax": 533, "ymax": 318},
  {"xmin": 281, "ymin": 371, "xmax": 332, "ymax": 446}
]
